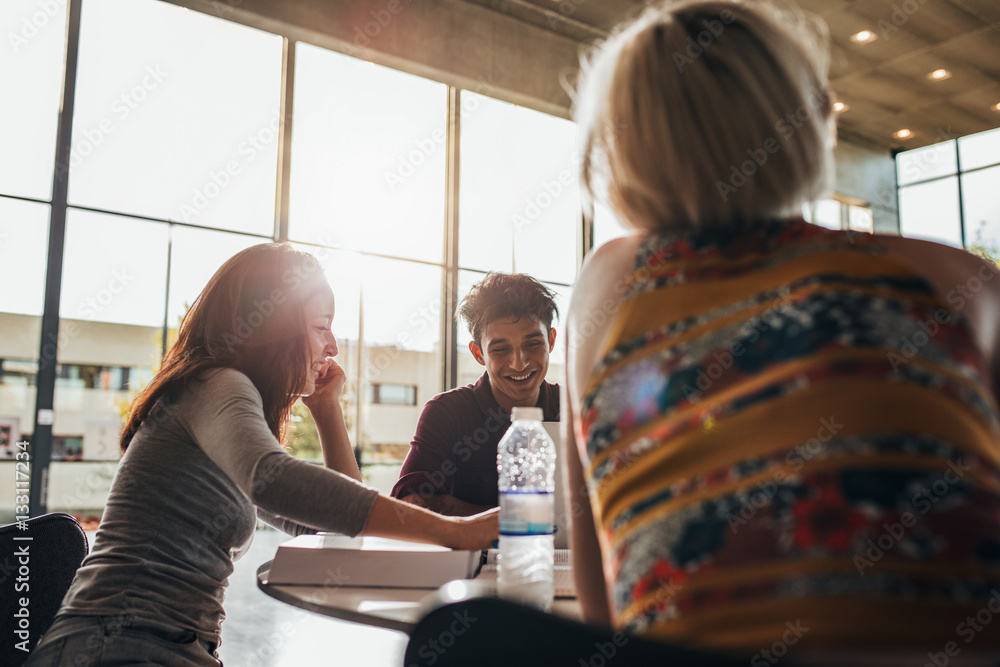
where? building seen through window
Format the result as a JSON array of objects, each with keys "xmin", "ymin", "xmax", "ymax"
[
  {"xmin": 0, "ymin": 0, "xmax": 584, "ymax": 520},
  {"xmin": 13, "ymin": 0, "xmax": 994, "ymax": 522}
]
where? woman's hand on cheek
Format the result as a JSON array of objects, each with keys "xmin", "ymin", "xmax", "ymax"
[{"xmin": 302, "ymin": 358, "xmax": 347, "ymax": 411}]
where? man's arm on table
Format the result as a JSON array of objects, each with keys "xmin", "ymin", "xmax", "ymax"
[{"xmin": 391, "ymin": 394, "xmax": 491, "ymax": 517}]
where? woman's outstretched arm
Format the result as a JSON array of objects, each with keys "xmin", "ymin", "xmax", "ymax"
[{"xmin": 363, "ymin": 496, "xmax": 499, "ymax": 552}]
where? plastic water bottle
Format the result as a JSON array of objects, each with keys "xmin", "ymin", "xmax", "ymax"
[{"xmin": 497, "ymin": 406, "xmax": 556, "ymax": 610}]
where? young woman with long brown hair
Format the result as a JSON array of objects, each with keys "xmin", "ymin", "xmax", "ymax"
[{"xmin": 27, "ymin": 243, "xmax": 497, "ymax": 666}]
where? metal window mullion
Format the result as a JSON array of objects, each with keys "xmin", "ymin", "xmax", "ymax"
[
  {"xmin": 442, "ymin": 86, "xmax": 461, "ymax": 392},
  {"xmin": 274, "ymin": 37, "xmax": 296, "ymax": 242},
  {"xmin": 355, "ymin": 287, "xmax": 365, "ymax": 464},
  {"xmin": 161, "ymin": 227, "xmax": 173, "ymax": 360},
  {"xmin": 956, "ymin": 141, "xmax": 967, "ymax": 247},
  {"xmin": 30, "ymin": 0, "xmax": 83, "ymax": 516}
]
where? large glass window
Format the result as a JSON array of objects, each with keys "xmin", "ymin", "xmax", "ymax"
[
  {"xmin": 45, "ymin": 211, "xmax": 168, "ymax": 521},
  {"xmin": 456, "ymin": 93, "xmax": 579, "ymax": 398},
  {"xmin": 962, "ymin": 166, "xmax": 1000, "ymax": 254},
  {"xmin": 0, "ymin": 1, "xmax": 67, "ymax": 200},
  {"xmin": 287, "ymin": 43, "xmax": 451, "ymax": 493},
  {"xmin": 167, "ymin": 227, "xmax": 261, "ymax": 330},
  {"xmin": 0, "ymin": 199, "xmax": 49, "ymax": 522},
  {"xmin": 896, "ymin": 141, "xmax": 957, "ymax": 187},
  {"xmin": 359, "ymin": 257, "xmax": 443, "ymax": 491},
  {"xmin": 899, "ymin": 178, "xmax": 962, "ymax": 246},
  {"xmin": 6, "ymin": 0, "xmax": 592, "ymax": 526},
  {"xmin": 59, "ymin": 210, "xmax": 169, "ymax": 328},
  {"xmin": 592, "ymin": 200, "xmax": 630, "ymax": 251},
  {"xmin": 68, "ymin": 0, "xmax": 282, "ymax": 234},
  {"xmin": 897, "ymin": 127, "xmax": 1000, "ymax": 251},
  {"xmin": 289, "ymin": 44, "xmax": 447, "ymax": 263},
  {"xmin": 459, "ymin": 92, "xmax": 581, "ymax": 284},
  {"xmin": 959, "ymin": 127, "xmax": 1000, "ymax": 172}
]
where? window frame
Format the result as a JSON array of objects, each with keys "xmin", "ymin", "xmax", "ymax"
[
  {"xmin": 896, "ymin": 132, "xmax": 1000, "ymax": 249},
  {"xmin": 16, "ymin": 0, "xmax": 587, "ymax": 514}
]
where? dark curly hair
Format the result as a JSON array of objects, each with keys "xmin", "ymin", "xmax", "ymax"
[{"xmin": 457, "ymin": 272, "xmax": 559, "ymax": 346}]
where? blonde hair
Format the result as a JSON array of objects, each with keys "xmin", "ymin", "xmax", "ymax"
[{"xmin": 575, "ymin": 0, "xmax": 835, "ymax": 232}]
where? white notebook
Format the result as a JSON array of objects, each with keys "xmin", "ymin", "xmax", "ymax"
[{"xmin": 268, "ymin": 534, "xmax": 481, "ymax": 588}]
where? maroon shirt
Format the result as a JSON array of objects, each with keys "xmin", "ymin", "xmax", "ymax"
[{"xmin": 391, "ymin": 372, "xmax": 560, "ymax": 508}]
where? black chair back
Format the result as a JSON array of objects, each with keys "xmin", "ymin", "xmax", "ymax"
[
  {"xmin": 0, "ymin": 512, "xmax": 89, "ymax": 667},
  {"xmin": 405, "ymin": 596, "xmax": 746, "ymax": 667}
]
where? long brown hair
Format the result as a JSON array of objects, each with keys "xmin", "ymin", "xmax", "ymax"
[{"xmin": 120, "ymin": 243, "xmax": 327, "ymax": 452}]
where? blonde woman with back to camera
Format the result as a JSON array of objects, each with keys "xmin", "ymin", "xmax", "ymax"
[{"xmin": 565, "ymin": 1, "xmax": 1000, "ymax": 665}]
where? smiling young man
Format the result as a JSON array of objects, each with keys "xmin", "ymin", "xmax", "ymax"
[{"xmin": 391, "ymin": 273, "xmax": 560, "ymax": 516}]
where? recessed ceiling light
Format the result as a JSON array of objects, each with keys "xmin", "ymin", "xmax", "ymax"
[
  {"xmin": 894, "ymin": 129, "xmax": 913, "ymax": 140},
  {"xmin": 850, "ymin": 30, "xmax": 877, "ymax": 44},
  {"xmin": 833, "ymin": 101, "xmax": 849, "ymax": 113},
  {"xmin": 993, "ymin": 102, "xmax": 1000, "ymax": 113},
  {"xmin": 927, "ymin": 68, "xmax": 952, "ymax": 81}
]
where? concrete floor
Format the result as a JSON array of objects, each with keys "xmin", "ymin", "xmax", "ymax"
[{"xmin": 218, "ymin": 527, "xmax": 410, "ymax": 667}]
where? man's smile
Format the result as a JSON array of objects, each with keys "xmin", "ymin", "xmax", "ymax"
[{"xmin": 505, "ymin": 370, "xmax": 537, "ymax": 385}]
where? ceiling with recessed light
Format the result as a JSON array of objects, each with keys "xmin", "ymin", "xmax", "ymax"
[{"xmin": 462, "ymin": 0, "xmax": 1000, "ymax": 151}]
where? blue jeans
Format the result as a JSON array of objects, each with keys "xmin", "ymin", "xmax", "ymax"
[{"xmin": 25, "ymin": 615, "xmax": 221, "ymax": 667}]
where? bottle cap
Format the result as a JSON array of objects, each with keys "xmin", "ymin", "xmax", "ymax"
[{"xmin": 510, "ymin": 406, "xmax": 543, "ymax": 421}]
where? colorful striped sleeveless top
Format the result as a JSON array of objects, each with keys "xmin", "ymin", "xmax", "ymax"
[{"xmin": 580, "ymin": 218, "xmax": 1000, "ymax": 653}]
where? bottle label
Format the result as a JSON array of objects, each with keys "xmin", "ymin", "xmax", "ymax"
[
  {"xmin": 499, "ymin": 491, "xmax": 554, "ymax": 536},
  {"xmin": 500, "ymin": 520, "xmax": 554, "ymax": 536}
]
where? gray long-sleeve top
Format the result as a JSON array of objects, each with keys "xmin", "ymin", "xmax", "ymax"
[{"xmin": 57, "ymin": 368, "xmax": 379, "ymax": 647}]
